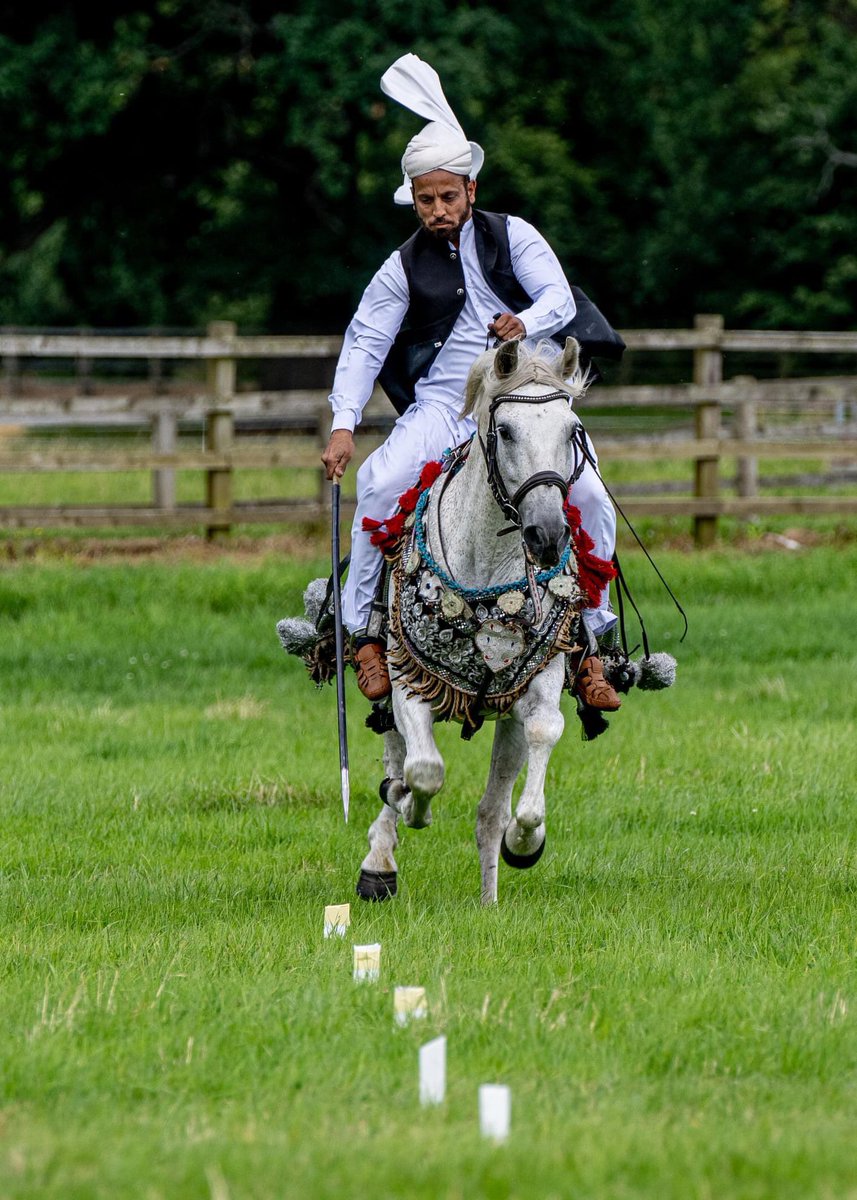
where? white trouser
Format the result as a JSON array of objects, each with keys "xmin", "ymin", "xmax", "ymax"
[
  {"xmin": 343, "ymin": 401, "xmax": 476, "ymax": 634},
  {"xmin": 342, "ymin": 406, "xmax": 617, "ymax": 638},
  {"xmin": 570, "ymin": 434, "xmax": 618, "ymax": 637}
]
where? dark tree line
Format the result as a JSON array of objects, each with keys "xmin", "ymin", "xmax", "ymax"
[{"xmin": 1, "ymin": 0, "xmax": 855, "ymax": 332}]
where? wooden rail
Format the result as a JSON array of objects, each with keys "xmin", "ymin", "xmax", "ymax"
[{"xmin": 2, "ymin": 316, "xmax": 856, "ymax": 542}]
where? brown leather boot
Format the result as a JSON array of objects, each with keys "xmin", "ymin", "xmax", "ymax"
[
  {"xmin": 353, "ymin": 640, "xmax": 391, "ymax": 701},
  {"xmin": 575, "ymin": 655, "xmax": 622, "ymax": 711}
]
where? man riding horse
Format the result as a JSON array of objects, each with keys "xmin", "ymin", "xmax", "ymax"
[{"xmin": 321, "ymin": 53, "xmax": 620, "ymax": 713}]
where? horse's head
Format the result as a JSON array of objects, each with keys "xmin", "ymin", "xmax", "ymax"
[{"xmin": 462, "ymin": 338, "xmax": 587, "ymax": 568}]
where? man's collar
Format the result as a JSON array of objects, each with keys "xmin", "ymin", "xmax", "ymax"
[{"xmin": 448, "ymin": 214, "xmax": 474, "ymax": 250}]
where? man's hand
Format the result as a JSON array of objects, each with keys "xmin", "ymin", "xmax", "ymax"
[
  {"xmin": 322, "ymin": 429, "xmax": 355, "ymax": 480},
  {"xmin": 488, "ymin": 312, "xmax": 527, "ymax": 342}
]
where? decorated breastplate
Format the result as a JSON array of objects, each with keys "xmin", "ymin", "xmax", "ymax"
[{"xmin": 388, "ymin": 484, "xmax": 584, "ymax": 728}]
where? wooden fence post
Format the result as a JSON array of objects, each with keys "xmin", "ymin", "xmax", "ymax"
[
  {"xmin": 205, "ymin": 409, "xmax": 234, "ymax": 540},
  {"xmin": 152, "ymin": 407, "xmax": 177, "ymax": 511},
  {"xmin": 76, "ymin": 327, "xmax": 94, "ymax": 396},
  {"xmin": 2, "ymin": 327, "xmax": 20, "ymax": 399},
  {"xmin": 206, "ymin": 320, "xmax": 237, "ymax": 406},
  {"xmin": 733, "ymin": 375, "xmax": 758, "ymax": 501},
  {"xmin": 147, "ymin": 343, "xmax": 164, "ymax": 393},
  {"xmin": 693, "ymin": 314, "xmax": 723, "ymax": 547},
  {"xmin": 205, "ymin": 321, "xmax": 237, "ymax": 540}
]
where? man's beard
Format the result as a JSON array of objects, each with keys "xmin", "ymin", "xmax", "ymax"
[{"xmin": 419, "ymin": 200, "xmax": 472, "ymax": 241}]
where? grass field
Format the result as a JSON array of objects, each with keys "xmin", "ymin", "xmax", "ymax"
[{"xmin": 1, "ymin": 541, "xmax": 856, "ymax": 1198}]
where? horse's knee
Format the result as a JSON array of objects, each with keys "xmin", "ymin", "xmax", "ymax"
[
  {"xmin": 405, "ymin": 755, "xmax": 444, "ymax": 801},
  {"xmin": 524, "ymin": 710, "xmax": 564, "ymax": 748}
]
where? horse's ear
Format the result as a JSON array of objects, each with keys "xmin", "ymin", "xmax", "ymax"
[
  {"xmin": 495, "ymin": 339, "xmax": 520, "ymax": 379},
  {"xmin": 561, "ymin": 337, "xmax": 580, "ymax": 380},
  {"xmin": 464, "ymin": 365, "xmax": 483, "ymax": 415}
]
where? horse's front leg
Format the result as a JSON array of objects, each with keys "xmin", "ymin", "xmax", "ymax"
[
  {"xmin": 504, "ymin": 656, "xmax": 565, "ymax": 861},
  {"xmin": 357, "ymin": 728, "xmax": 404, "ymax": 901},
  {"xmin": 476, "ymin": 718, "xmax": 527, "ymax": 905},
  {"xmin": 390, "ymin": 681, "xmax": 444, "ymax": 829}
]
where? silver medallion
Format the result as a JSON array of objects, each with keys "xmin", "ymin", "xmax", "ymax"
[
  {"xmin": 418, "ymin": 570, "xmax": 444, "ymax": 604},
  {"xmin": 405, "ymin": 548, "xmax": 421, "ymax": 575},
  {"xmin": 547, "ymin": 575, "xmax": 575, "ymax": 598},
  {"xmin": 497, "ymin": 590, "xmax": 525, "ymax": 615},
  {"xmin": 474, "ymin": 620, "xmax": 526, "ymax": 673},
  {"xmin": 441, "ymin": 590, "xmax": 465, "ymax": 620}
]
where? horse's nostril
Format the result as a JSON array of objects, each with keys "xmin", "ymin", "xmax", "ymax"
[
  {"xmin": 523, "ymin": 525, "xmax": 547, "ymax": 556},
  {"xmin": 523, "ymin": 523, "xmax": 566, "ymax": 567}
]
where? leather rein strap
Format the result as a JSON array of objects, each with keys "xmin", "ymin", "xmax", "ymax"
[{"xmin": 478, "ymin": 391, "xmax": 586, "ymax": 534}]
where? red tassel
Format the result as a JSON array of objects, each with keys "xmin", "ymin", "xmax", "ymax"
[
  {"xmin": 419, "ymin": 461, "xmax": 443, "ymax": 489},
  {"xmin": 398, "ymin": 486, "xmax": 421, "ymax": 513},
  {"xmin": 564, "ymin": 496, "xmax": 615, "ymax": 607},
  {"xmin": 564, "ymin": 501, "xmax": 583, "ymax": 530},
  {"xmin": 363, "ymin": 458, "xmax": 443, "ymax": 557}
]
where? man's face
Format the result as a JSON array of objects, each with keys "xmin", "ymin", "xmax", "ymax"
[{"xmin": 411, "ymin": 170, "xmax": 477, "ymax": 242}]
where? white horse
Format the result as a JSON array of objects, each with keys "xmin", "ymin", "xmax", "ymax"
[{"xmin": 357, "ymin": 337, "xmax": 590, "ymax": 906}]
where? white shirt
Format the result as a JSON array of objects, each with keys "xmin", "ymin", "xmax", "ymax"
[{"xmin": 329, "ymin": 214, "xmax": 576, "ymax": 432}]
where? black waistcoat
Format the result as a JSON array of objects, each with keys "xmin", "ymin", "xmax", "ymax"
[
  {"xmin": 376, "ymin": 209, "xmax": 623, "ymax": 414},
  {"xmin": 377, "ymin": 209, "xmax": 542, "ymax": 415}
]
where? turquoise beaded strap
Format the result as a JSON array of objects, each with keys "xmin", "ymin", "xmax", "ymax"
[{"xmin": 412, "ymin": 486, "xmax": 571, "ymax": 602}]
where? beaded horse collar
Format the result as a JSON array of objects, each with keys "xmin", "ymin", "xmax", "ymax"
[{"xmin": 410, "ymin": 483, "xmax": 573, "ymax": 604}]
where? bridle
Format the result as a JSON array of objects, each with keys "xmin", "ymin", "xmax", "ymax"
[{"xmin": 477, "ymin": 390, "xmax": 587, "ymax": 535}]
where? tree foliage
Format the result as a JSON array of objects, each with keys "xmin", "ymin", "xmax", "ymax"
[{"xmin": 0, "ymin": 0, "xmax": 854, "ymax": 330}]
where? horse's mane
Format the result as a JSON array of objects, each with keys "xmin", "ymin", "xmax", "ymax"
[{"xmin": 461, "ymin": 339, "xmax": 587, "ymax": 420}]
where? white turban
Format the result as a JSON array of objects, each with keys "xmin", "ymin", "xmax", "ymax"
[{"xmin": 380, "ymin": 53, "xmax": 485, "ymax": 205}]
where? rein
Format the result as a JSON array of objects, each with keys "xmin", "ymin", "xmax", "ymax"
[{"xmin": 477, "ymin": 390, "xmax": 586, "ymax": 535}]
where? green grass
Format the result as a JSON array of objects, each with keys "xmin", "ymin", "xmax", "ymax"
[{"xmin": 1, "ymin": 546, "xmax": 856, "ymax": 1198}]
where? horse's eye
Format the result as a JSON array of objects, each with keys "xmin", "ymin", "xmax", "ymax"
[{"xmin": 497, "ymin": 425, "xmax": 513, "ymax": 442}]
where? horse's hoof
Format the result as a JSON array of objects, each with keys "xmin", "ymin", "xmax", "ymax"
[
  {"xmin": 500, "ymin": 831, "xmax": 546, "ymax": 869},
  {"xmin": 379, "ymin": 776, "xmax": 391, "ymax": 803},
  {"xmin": 356, "ymin": 868, "xmax": 397, "ymax": 902}
]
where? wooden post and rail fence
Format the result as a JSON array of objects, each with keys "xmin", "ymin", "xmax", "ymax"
[{"xmin": 1, "ymin": 316, "xmax": 856, "ymax": 545}]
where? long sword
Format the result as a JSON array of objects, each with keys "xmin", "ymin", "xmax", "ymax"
[{"xmin": 330, "ymin": 480, "xmax": 350, "ymax": 823}]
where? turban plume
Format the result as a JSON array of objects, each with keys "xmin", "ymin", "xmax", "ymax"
[{"xmin": 380, "ymin": 54, "xmax": 485, "ymax": 205}]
